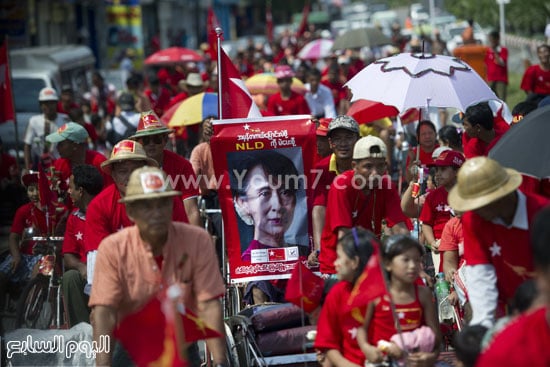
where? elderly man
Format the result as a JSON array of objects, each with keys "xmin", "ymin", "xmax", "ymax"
[
  {"xmin": 90, "ymin": 166, "xmax": 227, "ymax": 366},
  {"xmin": 448, "ymin": 156, "xmax": 549, "ymax": 327},
  {"xmin": 130, "ymin": 110, "xmax": 202, "ymax": 227},
  {"xmin": 84, "ymin": 140, "xmax": 188, "ymax": 254}
]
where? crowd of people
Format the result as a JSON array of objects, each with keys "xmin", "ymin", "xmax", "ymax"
[{"xmin": 0, "ymin": 21, "xmax": 550, "ymax": 367}]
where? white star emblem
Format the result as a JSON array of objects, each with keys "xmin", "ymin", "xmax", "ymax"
[
  {"xmin": 489, "ymin": 242, "xmax": 502, "ymax": 257},
  {"xmin": 352, "ymin": 210, "xmax": 358, "ymax": 218},
  {"xmin": 243, "ymin": 123, "xmax": 250, "ymax": 131},
  {"xmin": 398, "ymin": 312, "xmax": 405, "ymax": 319},
  {"xmin": 436, "ymin": 204, "xmax": 444, "ymax": 212},
  {"xmin": 269, "ymin": 250, "xmax": 275, "ymax": 256},
  {"xmin": 348, "ymin": 327, "xmax": 358, "ymax": 339},
  {"xmin": 75, "ymin": 231, "xmax": 83, "ymax": 241}
]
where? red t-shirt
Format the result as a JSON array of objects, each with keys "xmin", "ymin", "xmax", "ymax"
[
  {"xmin": 520, "ymin": 64, "xmax": 550, "ymax": 95},
  {"xmin": 419, "ymin": 186, "xmax": 452, "ymax": 239},
  {"xmin": 320, "ymin": 170, "xmax": 408, "ymax": 274},
  {"xmin": 53, "ymin": 150, "xmax": 112, "ymax": 188},
  {"xmin": 476, "ymin": 307, "xmax": 550, "ymax": 367},
  {"xmin": 11, "ymin": 203, "xmax": 63, "ymax": 255},
  {"xmin": 84, "ymin": 184, "xmax": 188, "ymax": 253},
  {"xmin": 368, "ymin": 286, "xmax": 425, "ymax": 345},
  {"xmin": 266, "ymin": 91, "xmax": 310, "ymax": 116},
  {"xmin": 312, "ymin": 154, "xmax": 337, "ymax": 207},
  {"xmin": 463, "ymin": 118, "xmax": 509, "ymax": 159},
  {"xmin": 62, "ymin": 209, "xmax": 87, "ymax": 262},
  {"xmin": 485, "ymin": 47, "xmax": 508, "ymax": 83},
  {"xmin": 314, "ymin": 281, "xmax": 368, "ymax": 366},
  {"xmin": 462, "ymin": 191, "xmax": 549, "ymax": 302},
  {"xmin": 145, "ymin": 87, "xmax": 172, "ymax": 117},
  {"xmin": 162, "ymin": 150, "xmax": 200, "ymax": 201}
]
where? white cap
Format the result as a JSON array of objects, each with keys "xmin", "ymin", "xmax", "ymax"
[{"xmin": 38, "ymin": 87, "xmax": 59, "ymax": 102}]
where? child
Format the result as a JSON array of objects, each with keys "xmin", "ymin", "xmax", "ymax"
[
  {"xmin": 453, "ymin": 324, "xmax": 488, "ymax": 367},
  {"xmin": 357, "ymin": 235, "xmax": 441, "ymax": 366},
  {"xmin": 420, "ymin": 150, "xmax": 465, "ymax": 273},
  {"xmin": 314, "ymin": 227, "xmax": 376, "ymax": 366}
]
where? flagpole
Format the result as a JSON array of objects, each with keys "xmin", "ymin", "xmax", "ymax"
[
  {"xmin": 215, "ymin": 27, "xmax": 223, "ymax": 120},
  {"xmin": 4, "ymin": 36, "xmax": 20, "ymax": 168}
]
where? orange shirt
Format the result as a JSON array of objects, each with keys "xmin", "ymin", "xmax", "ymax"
[{"xmin": 89, "ymin": 223, "xmax": 225, "ymax": 318}]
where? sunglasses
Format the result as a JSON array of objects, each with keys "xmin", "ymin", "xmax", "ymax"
[{"xmin": 140, "ymin": 135, "xmax": 164, "ymax": 145}]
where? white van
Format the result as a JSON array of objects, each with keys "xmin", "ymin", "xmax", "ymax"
[{"xmin": 1, "ymin": 45, "xmax": 95, "ymax": 157}]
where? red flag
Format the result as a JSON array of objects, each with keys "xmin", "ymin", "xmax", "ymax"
[
  {"xmin": 285, "ymin": 261, "xmax": 324, "ymax": 313},
  {"xmin": 266, "ymin": 2, "xmax": 273, "ymax": 44},
  {"xmin": 295, "ymin": 0, "xmax": 311, "ymax": 39},
  {"xmin": 37, "ymin": 165, "xmax": 55, "ymax": 209},
  {"xmin": 114, "ymin": 292, "xmax": 221, "ymax": 367},
  {"xmin": 219, "ymin": 47, "xmax": 262, "ymax": 119},
  {"xmin": 346, "ymin": 240, "xmax": 388, "ymax": 310},
  {"xmin": 206, "ymin": 7, "xmax": 221, "ymax": 60},
  {"xmin": 267, "ymin": 248, "xmax": 286, "ymax": 262},
  {"xmin": 0, "ymin": 39, "xmax": 15, "ymax": 124},
  {"xmin": 399, "ymin": 108, "xmax": 420, "ymax": 125}
]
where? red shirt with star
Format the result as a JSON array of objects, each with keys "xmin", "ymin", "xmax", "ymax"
[
  {"xmin": 314, "ymin": 281, "xmax": 368, "ymax": 366},
  {"xmin": 266, "ymin": 91, "xmax": 310, "ymax": 116},
  {"xmin": 62, "ymin": 209, "xmax": 87, "ymax": 262},
  {"xmin": 419, "ymin": 186, "xmax": 452, "ymax": 239},
  {"xmin": 320, "ymin": 170, "xmax": 408, "ymax": 274},
  {"xmin": 462, "ymin": 191, "xmax": 549, "ymax": 302},
  {"xmin": 477, "ymin": 306, "xmax": 550, "ymax": 366},
  {"xmin": 84, "ymin": 184, "xmax": 188, "ymax": 253}
]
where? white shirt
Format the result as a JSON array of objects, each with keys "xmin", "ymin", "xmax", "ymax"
[
  {"xmin": 305, "ymin": 83, "xmax": 336, "ymax": 119},
  {"xmin": 24, "ymin": 113, "xmax": 68, "ymax": 161},
  {"xmin": 108, "ymin": 110, "xmax": 140, "ymax": 137}
]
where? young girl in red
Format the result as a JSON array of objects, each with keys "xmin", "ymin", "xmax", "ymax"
[
  {"xmin": 314, "ymin": 228, "xmax": 377, "ymax": 367},
  {"xmin": 357, "ymin": 235, "xmax": 441, "ymax": 366}
]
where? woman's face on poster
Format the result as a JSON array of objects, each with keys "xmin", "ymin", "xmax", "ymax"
[{"xmin": 238, "ymin": 165, "xmax": 297, "ymax": 243}]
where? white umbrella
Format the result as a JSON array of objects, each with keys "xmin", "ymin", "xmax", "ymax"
[
  {"xmin": 345, "ymin": 52, "xmax": 500, "ymax": 112},
  {"xmin": 297, "ymin": 39, "xmax": 334, "ymax": 60}
]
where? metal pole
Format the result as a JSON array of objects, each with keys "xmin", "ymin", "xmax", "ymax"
[
  {"xmin": 215, "ymin": 27, "xmax": 223, "ymax": 120},
  {"xmin": 499, "ymin": 1, "xmax": 506, "ymax": 46}
]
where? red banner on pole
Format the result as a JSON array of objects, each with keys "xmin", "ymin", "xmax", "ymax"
[
  {"xmin": 211, "ymin": 115, "xmax": 316, "ymax": 283},
  {"xmin": 295, "ymin": 0, "xmax": 311, "ymax": 39},
  {"xmin": 0, "ymin": 39, "xmax": 15, "ymax": 124}
]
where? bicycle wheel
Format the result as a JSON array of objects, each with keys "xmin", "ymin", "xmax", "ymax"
[{"xmin": 15, "ymin": 275, "xmax": 52, "ymax": 329}]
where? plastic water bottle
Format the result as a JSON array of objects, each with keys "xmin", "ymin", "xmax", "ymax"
[{"xmin": 435, "ymin": 272, "xmax": 453, "ymax": 322}]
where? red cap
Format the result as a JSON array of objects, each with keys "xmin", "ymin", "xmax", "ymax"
[
  {"xmin": 429, "ymin": 150, "xmax": 465, "ymax": 168},
  {"xmin": 316, "ymin": 118, "xmax": 331, "ymax": 136},
  {"xmin": 22, "ymin": 171, "xmax": 39, "ymax": 187}
]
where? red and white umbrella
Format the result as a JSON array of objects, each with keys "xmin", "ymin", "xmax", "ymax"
[
  {"xmin": 297, "ymin": 39, "xmax": 334, "ymax": 60},
  {"xmin": 144, "ymin": 47, "xmax": 203, "ymax": 65}
]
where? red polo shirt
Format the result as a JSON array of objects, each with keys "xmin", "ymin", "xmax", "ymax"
[
  {"xmin": 62, "ymin": 209, "xmax": 87, "ymax": 262},
  {"xmin": 266, "ymin": 91, "xmax": 310, "ymax": 116}
]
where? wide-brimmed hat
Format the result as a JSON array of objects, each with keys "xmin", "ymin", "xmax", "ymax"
[
  {"xmin": 130, "ymin": 110, "xmax": 173, "ymax": 139},
  {"xmin": 119, "ymin": 166, "xmax": 181, "ymax": 203},
  {"xmin": 46, "ymin": 122, "xmax": 89, "ymax": 144},
  {"xmin": 22, "ymin": 171, "xmax": 39, "ymax": 187},
  {"xmin": 184, "ymin": 73, "xmax": 204, "ymax": 87},
  {"xmin": 448, "ymin": 156, "xmax": 522, "ymax": 212},
  {"xmin": 100, "ymin": 140, "xmax": 158, "ymax": 175},
  {"xmin": 353, "ymin": 135, "xmax": 387, "ymax": 160}
]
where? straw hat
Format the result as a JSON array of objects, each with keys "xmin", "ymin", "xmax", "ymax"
[
  {"xmin": 119, "ymin": 166, "xmax": 181, "ymax": 203},
  {"xmin": 100, "ymin": 140, "xmax": 158, "ymax": 175},
  {"xmin": 448, "ymin": 156, "xmax": 522, "ymax": 212},
  {"xmin": 130, "ymin": 110, "xmax": 173, "ymax": 139}
]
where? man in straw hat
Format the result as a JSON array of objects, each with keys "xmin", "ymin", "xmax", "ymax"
[
  {"xmin": 90, "ymin": 166, "xmax": 227, "ymax": 366},
  {"xmin": 84, "ymin": 140, "xmax": 189, "ymax": 256},
  {"xmin": 448, "ymin": 156, "xmax": 549, "ymax": 327},
  {"xmin": 130, "ymin": 110, "xmax": 202, "ymax": 227}
]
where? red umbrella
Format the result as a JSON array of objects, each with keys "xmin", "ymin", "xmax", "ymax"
[
  {"xmin": 144, "ymin": 47, "xmax": 204, "ymax": 65},
  {"xmin": 347, "ymin": 99, "xmax": 399, "ymax": 124}
]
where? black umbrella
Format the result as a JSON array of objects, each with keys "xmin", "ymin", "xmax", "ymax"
[{"xmin": 489, "ymin": 105, "xmax": 550, "ymax": 178}]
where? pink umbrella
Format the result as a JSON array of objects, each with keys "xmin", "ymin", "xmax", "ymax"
[
  {"xmin": 144, "ymin": 47, "xmax": 203, "ymax": 65},
  {"xmin": 297, "ymin": 39, "xmax": 334, "ymax": 60}
]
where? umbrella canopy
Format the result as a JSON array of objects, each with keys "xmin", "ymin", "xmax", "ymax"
[
  {"xmin": 297, "ymin": 39, "xmax": 334, "ymax": 60},
  {"xmin": 489, "ymin": 105, "xmax": 550, "ymax": 178},
  {"xmin": 144, "ymin": 47, "xmax": 203, "ymax": 65},
  {"xmin": 244, "ymin": 73, "xmax": 306, "ymax": 95},
  {"xmin": 347, "ymin": 99, "xmax": 399, "ymax": 124},
  {"xmin": 332, "ymin": 27, "xmax": 391, "ymax": 50},
  {"xmin": 345, "ymin": 52, "xmax": 500, "ymax": 112},
  {"xmin": 162, "ymin": 92, "xmax": 218, "ymax": 127}
]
